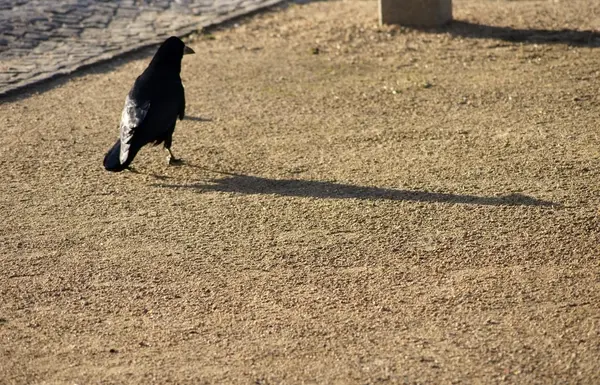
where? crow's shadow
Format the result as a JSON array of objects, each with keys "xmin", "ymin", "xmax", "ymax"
[
  {"xmin": 155, "ymin": 170, "xmax": 556, "ymax": 207},
  {"xmin": 424, "ymin": 20, "xmax": 600, "ymax": 47}
]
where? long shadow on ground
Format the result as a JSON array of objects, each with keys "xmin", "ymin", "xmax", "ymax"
[
  {"xmin": 155, "ymin": 170, "xmax": 557, "ymax": 207},
  {"xmin": 424, "ymin": 20, "xmax": 600, "ymax": 47}
]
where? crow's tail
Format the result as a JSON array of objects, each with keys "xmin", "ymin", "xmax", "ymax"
[{"xmin": 103, "ymin": 139, "xmax": 129, "ymax": 172}]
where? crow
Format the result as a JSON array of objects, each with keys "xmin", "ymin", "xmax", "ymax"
[{"xmin": 103, "ymin": 36, "xmax": 195, "ymax": 172}]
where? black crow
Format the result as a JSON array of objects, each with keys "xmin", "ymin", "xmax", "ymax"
[{"xmin": 103, "ymin": 36, "xmax": 195, "ymax": 172}]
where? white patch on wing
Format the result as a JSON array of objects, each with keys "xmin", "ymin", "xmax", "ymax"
[{"xmin": 119, "ymin": 95, "xmax": 150, "ymax": 164}]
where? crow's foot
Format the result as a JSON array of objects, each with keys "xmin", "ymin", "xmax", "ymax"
[{"xmin": 166, "ymin": 148, "xmax": 183, "ymax": 165}]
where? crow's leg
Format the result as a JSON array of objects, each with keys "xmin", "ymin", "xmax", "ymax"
[
  {"xmin": 164, "ymin": 134, "xmax": 182, "ymax": 165},
  {"xmin": 166, "ymin": 148, "xmax": 182, "ymax": 165}
]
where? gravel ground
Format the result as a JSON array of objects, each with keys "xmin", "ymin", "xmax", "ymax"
[{"xmin": 1, "ymin": 0, "xmax": 599, "ymax": 383}]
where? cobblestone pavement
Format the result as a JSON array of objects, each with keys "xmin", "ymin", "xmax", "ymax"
[{"xmin": 0, "ymin": 0, "xmax": 283, "ymax": 96}]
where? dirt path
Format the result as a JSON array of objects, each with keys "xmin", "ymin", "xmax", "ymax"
[{"xmin": 1, "ymin": 0, "xmax": 599, "ymax": 383}]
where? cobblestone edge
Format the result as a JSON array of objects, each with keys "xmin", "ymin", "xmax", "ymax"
[{"xmin": 0, "ymin": 0, "xmax": 285, "ymax": 98}]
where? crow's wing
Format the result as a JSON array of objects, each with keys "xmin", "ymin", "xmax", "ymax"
[
  {"xmin": 178, "ymin": 84, "xmax": 186, "ymax": 120},
  {"xmin": 119, "ymin": 95, "xmax": 150, "ymax": 164}
]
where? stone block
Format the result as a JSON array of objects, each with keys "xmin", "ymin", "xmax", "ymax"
[{"xmin": 379, "ymin": 0, "xmax": 452, "ymax": 27}]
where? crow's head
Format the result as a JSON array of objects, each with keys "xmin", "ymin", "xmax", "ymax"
[{"xmin": 149, "ymin": 36, "xmax": 195, "ymax": 72}]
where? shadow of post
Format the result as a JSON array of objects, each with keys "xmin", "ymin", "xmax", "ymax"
[
  {"xmin": 154, "ymin": 171, "xmax": 557, "ymax": 207},
  {"xmin": 417, "ymin": 20, "xmax": 600, "ymax": 47}
]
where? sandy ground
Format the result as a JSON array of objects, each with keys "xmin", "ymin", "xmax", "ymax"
[{"xmin": 1, "ymin": 0, "xmax": 600, "ymax": 383}]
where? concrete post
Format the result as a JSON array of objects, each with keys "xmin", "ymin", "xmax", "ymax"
[{"xmin": 379, "ymin": 0, "xmax": 452, "ymax": 27}]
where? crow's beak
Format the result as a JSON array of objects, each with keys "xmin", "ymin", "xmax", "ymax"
[{"xmin": 184, "ymin": 45, "xmax": 195, "ymax": 55}]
